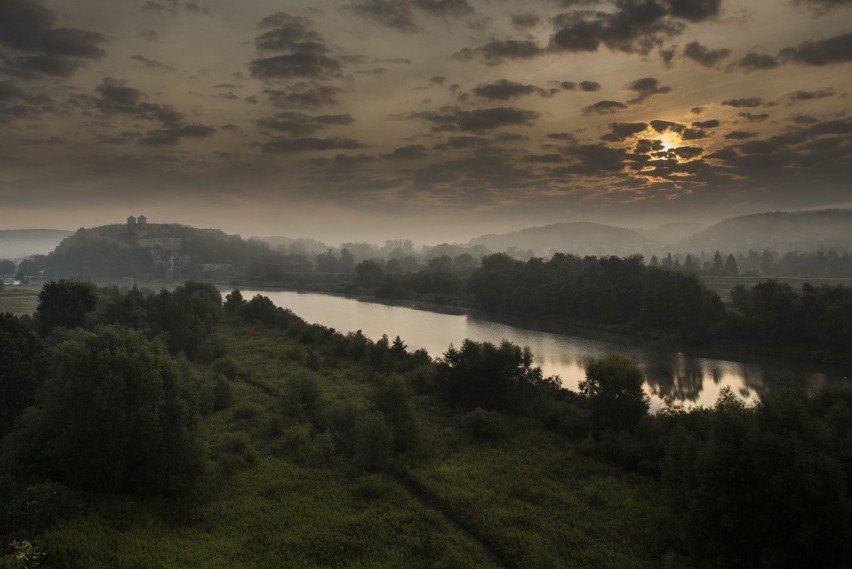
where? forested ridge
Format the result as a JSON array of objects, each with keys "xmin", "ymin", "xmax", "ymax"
[{"xmin": 1, "ymin": 281, "xmax": 852, "ymax": 567}]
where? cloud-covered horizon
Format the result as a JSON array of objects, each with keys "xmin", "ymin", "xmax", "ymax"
[{"xmin": 0, "ymin": 0, "xmax": 850, "ymax": 242}]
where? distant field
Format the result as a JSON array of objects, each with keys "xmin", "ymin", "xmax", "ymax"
[
  {"xmin": 701, "ymin": 275, "xmax": 852, "ymax": 300},
  {"xmin": 0, "ymin": 285, "xmax": 39, "ymax": 315}
]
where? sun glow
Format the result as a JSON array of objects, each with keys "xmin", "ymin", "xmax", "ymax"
[{"xmin": 659, "ymin": 133, "xmax": 681, "ymax": 152}]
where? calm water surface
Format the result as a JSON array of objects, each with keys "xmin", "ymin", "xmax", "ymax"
[{"xmin": 243, "ymin": 290, "xmax": 843, "ymax": 410}]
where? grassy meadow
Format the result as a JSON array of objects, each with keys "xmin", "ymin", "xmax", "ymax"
[{"xmin": 29, "ymin": 321, "xmax": 666, "ymax": 568}]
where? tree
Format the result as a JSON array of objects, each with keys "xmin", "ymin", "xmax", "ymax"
[
  {"xmin": 223, "ymin": 289, "xmax": 245, "ymax": 314},
  {"xmin": 37, "ymin": 326, "xmax": 204, "ymax": 494},
  {"xmin": 724, "ymin": 253, "xmax": 739, "ymax": 276},
  {"xmin": 437, "ymin": 339, "xmax": 558, "ymax": 413},
  {"xmin": 0, "ymin": 314, "xmax": 45, "ymax": 436},
  {"xmin": 579, "ymin": 353, "xmax": 649, "ymax": 432},
  {"xmin": 34, "ymin": 279, "xmax": 97, "ymax": 335},
  {"xmin": 710, "ymin": 251, "xmax": 725, "ymax": 275},
  {"xmin": 0, "ymin": 260, "xmax": 15, "ymax": 275}
]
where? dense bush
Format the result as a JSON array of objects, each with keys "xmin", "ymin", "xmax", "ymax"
[
  {"xmin": 8, "ymin": 326, "xmax": 205, "ymax": 495},
  {"xmin": 437, "ymin": 339, "xmax": 560, "ymax": 413}
]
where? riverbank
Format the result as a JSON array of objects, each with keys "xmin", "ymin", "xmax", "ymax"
[{"xmin": 233, "ymin": 282, "xmax": 852, "ymax": 382}]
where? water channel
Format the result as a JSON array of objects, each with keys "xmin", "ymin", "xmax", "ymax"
[{"xmin": 242, "ymin": 289, "xmax": 844, "ymax": 410}]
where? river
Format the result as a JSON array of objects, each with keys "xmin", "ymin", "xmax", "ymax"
[{"xmin": 242, "ymin": 289, "xmax": 842, "ymax": 410}]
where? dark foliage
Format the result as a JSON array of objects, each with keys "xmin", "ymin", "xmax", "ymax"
[
  {"xmin": 35, "ymin": 279, "xmax": 97, "ymax": 335},
  {"xmin": 436, "ymin": 339, "xmax": 560, "ymax": 413},
  {"xmin": 0, "ymin": 314, "xmax": 45, "ymax": 436},
  {"xmin": 5, "ymin": 326, "xmax": 204, "ymax": 495}
]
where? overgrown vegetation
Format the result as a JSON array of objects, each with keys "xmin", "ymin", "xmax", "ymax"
[{"xmin": 1, "ymin": 282, "xmax": 850, "ymax": 568}]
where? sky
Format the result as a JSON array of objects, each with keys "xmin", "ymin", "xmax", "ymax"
[{"xmin": 0, "ymin": 0, "xmax": 850, "ymax": 243}]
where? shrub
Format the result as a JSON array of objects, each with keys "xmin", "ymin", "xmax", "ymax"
[
  {"xmin": 462, "ymin": 408, "xmax": 507, "ymax": 440},
  {"xmin": 213, "ymin": 374, "xmax": 233, "ymax": 411},
  {"xmin": 211, "ymin": 356, "xmax": 242, "ymax": 381},
  {"xmin": 231, "ymin": 402, "xmax": 259, "ymax": 420},
  {"xmin": 353, "ymin": 413, "xmax": 393, "ymax": 472}
]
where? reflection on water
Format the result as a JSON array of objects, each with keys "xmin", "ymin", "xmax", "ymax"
[{"xmin": 243, "ymin": 290, "xmax": 843, "ymax": 410}]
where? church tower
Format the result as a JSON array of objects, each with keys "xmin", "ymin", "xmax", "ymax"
[
  {"xmin": 137, "ymin": 215, "xmax": 148, "ymax": 236},
  {"xmin": 127, "ymin": 215, "xmax": 137, "ymax": 232}
]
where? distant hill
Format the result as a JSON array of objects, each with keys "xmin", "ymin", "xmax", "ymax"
[
  {"xmin": 469, "ymin": 222, "xmax": 652, "ymax": 256},
  {"xmin": 678, "ymin": 210, "xmax": 852, "ymax": 253},
  {"xmin": 41, "ymin": 219, "xmax": 272, "ymax": 280},
  {"xmin": 0, "ymin": 229, "xmax": 73, "ymax": 258},
  {"xmin": 635, "ymin": 222, "xmax": 705, "ymax": 246}
]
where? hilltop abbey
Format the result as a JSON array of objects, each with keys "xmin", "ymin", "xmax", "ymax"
[{"xmin": 126, "ymin": 215, "xmax": 182, "ymax": 251}]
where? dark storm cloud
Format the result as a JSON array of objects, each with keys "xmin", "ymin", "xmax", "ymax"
[
  {"xmin": 582, "ymin": 100, "xmax": 628, "ymax": 114},
  {"xmin": 672, "ymin": 145, "xmax": 703, "ymax": 159},
  {"xmin": 724, "ymin": 130, "xmax": 756, "ymax": 139},
  {"xmin": 545, "ymin": 132, "xmax": 577, "ymax": 142},
  {"xmin": 341, "ymin": 1, "xmax": 416, "ymax": 33},
  {"xmin": 728, "ymin": 52, "xmax": 779, "ymax": 72},
  {"xmin": 626, "ymin": 77, "xmax": 672, "ymax": 103},
  {"xmin": 131, "ymin": 55, "xmax": 174, "ymax": 70},
  {"xmin": 472, "ymin": 79, "xmax": 545, "ymax": 100},
  {"xmin": 250, "ymin": 13, "xmax": 343, "ymax": 79},
  {"xmin": 250, "ymin": 53, "xmax": 343, "ymax": 79},
  {"xmin": 549, "ymin": 0, "xmax": 720, "ymax": 56},
  {"xmin": 788, "ymin": 88, "xmax": 836, "ymax": 103},
  {"xmin": 264, "ymin": 85, "xmax": 341, "ymax": 109},
  {"xmin": 94, "ymin": 78, "xmax": 183, "ymax": 123},
  {"xmin": 254, "ymin": 14, "xmax": 325, "ymax": 53},
  {"xmin": 557, "ymin": 143, "xmax": 629, "ymax": 175},
  {"xmin": 452, "ymin": 40, "xmax": 545, "ymax": 65},
  {"xmin": 84, "ymin": 77, "xmax": 218, "ymax": 146},
  {"xmin": 634, "ymin": 138, "xmax": 664, "ymax": 153},
  {"xmin": 682, "ymin": 41, "xmax": 731, "ymax": 67},
  {"xmin": 381, "ymin": 144, "xmax": 429, "ymax": 159},
  {"xmin": 343, "ymin": 0, "xmax": 474, "ymax": 34},
  {"xmin": 406, "ymin": 106, "xmax": 540, "ymax": 131},
  {"xmin": 511, "ymin": 13, "xmax": 542, "ymax": 29},
  {"xmin": 681, "ymin": 127, "xmax": 708, "ymax": 139},
  {"xmin": 666, "ymin": 0, "xmax": 723, "ymax": 22},
  {"xmin": 0, "ymin": 79, "xmax": 53, "ymax": 123},
  {"xmin": 600, "ymin": 122, "xmax": 648, "ymax": 142},
  {"xmin": 0, "ymin": 0, "xmax": 106, "ymax": 79},
  {"xmin": 138, "ymin": 124, "xmax": 217, "ymax": 146},
  {"xmin": 722, "ymin": 97, "xmax": 764, "ymax": 108},
  {"xmin": 256, "ymin": 112, "xmax": 355, "ymax": 136},
  {"xmin": 693, "ymin": 119, "xmax": 720, "ymax": 128},
  {"xmin": 556, "ymin": 80, "xmax": 602, "ymax": 91},
  {"xmin": 738, "ymin": 111, "xmax": 770, "ymax": 122},
  {"xmin": 779, "ymin": 32, "xmax": 852, "ymax": 65},
  {"xmin": 649, "ymin": 119, "xmax": 685, "ymax": 133},
  {"xmin": 261, "ymin": 137, "xmax": 366, "ymax": 154}
]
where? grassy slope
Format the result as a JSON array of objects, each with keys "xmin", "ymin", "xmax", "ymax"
[{"xmin": 37, "ymin": 322, "xmax": 664, "ymax": 568}]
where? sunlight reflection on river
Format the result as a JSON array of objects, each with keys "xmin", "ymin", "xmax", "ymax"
[{"xmin": 242, "ymin": 290, "xmax": 838, "ymax": 410}]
